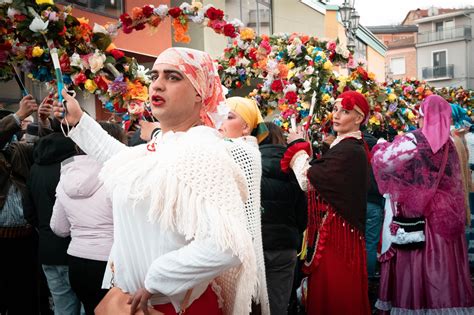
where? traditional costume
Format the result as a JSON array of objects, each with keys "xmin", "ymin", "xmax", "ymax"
[
  {"xmin": 68, "ymin": 48, "xmax": 260, "ymax": 315},
  {"xmin": 224, "ymin": 96, "xmax": 271, "ymax": 314},
  {"xmin": 281, "ymin": 91, "xmax": 371, "ymax": 314},
  {"xmin": 373, "ymin": 95, "xmax": 474, "ymax": 314}
]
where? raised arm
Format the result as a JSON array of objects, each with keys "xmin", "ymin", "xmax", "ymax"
[{"xmin": 53, "ymin": 89, "xmax": 127, "ymax": 163}]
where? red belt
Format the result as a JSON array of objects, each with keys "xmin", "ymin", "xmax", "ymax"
[{"xmin": 0, "ymin": 224, "xmax": 34, "ymax": 238}]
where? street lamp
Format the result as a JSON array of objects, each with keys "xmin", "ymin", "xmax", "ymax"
[{"xmin": 339, "ymin": 0, "xmax": 359, "ymax": 51}]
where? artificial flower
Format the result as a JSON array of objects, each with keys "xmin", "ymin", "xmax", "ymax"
[
  {"xmin": 88, "ymin": 50, "xmax": 106, "ymax": 73},
  {"xmin": 205, "ymin": 7, "xmax": 224, "ymax": 20},
  {"xmin": 323, "ymin": 60, "xmax": 333, "ymax": 71},
  {"xmin": 31, "ymin": 46, "xmax": 44, "ymax": 57},
  {"xmin": 36, "ymin": 0, "xmax": 54, "ymax": 5},
  {"xmin": 240, "ymin": 27, "xmax": 255, "ymax": 41},
  {"xmin": 29, "ymin": 17, "xmax": 49, "ymax": 33},
  {"xmin": 84, "ymin": 79, "xmax": 97, "ymax": 93},
  {"xmin": 93, "ymin": 23, "xmax": 108, "ymax": 34}
]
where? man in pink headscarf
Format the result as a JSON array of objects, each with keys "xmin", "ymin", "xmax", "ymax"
[
  {"xmin": 52, "ymin": 47, "xmax": 259, "ymax": 315},
  {"xmin": 372, "ymin": 95, "xmax": 474, "ymax": 314}
]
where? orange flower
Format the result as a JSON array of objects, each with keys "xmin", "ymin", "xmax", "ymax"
[
  {"xmin": 105, "ymin": 43, "xmax": 117, "ymax": 52},
  {"xmin": 131, "ymin": 7, "xmax": 144, "ymax": 20},
  {"xmin": 261, "ymin": 34, "xmax": 269, "ymax": 42},
  {"xmin": 77, "ymin": 17, "xmax": 89, "ymax": 25},
  {"xmin": 257, "ymin": 58, "xmax": 267, "ymax": 70},
  {"xmin": 150, "ymin": 16, "xmax": 161, "ymax": 27},
  {"xmin": 172, "ymin": 18, "xmax": 190, "ymax": 43},
  {"xmin": 278, "ymin": 63, "xmax": 289, "ymax": 79},
  {"xmin": 126, "ymin": 80, "xmax": 148, "ymax": 101},
  {"xmin": 239, "ymin": 27, "xmax": 255, "ymax": 41}
]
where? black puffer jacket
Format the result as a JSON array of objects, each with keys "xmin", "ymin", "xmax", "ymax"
[
  {"xmin": 260, "ymin": 144, "xmax": 307, "ymax": 251},
  {"xmin": 28, "ymin": 132, "xmax": 76, "ymax": 265}
]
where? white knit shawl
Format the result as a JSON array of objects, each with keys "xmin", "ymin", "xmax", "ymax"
[{"xmin": 100, "ymin": 127, "xmax": 258, "ymax": 315}]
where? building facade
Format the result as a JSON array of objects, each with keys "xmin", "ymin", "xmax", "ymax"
[
  {"xmin": 415, "ymin": 8, "xmax": 473, "ymax": 89},
  {"xmin": 369, "ymin": 25, "xmax": 418, "ymax": 81}
]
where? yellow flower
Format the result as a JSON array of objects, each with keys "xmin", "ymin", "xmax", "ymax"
[
  {"xmin": 368, "ymin": 72, "xmax": 376, "ymax": 81},
  {"xmin": 191, "ymin": 1, "xmax": 203, "ymax": 10},
  {"xmin": 84, "ymin": 79, "xmax": 97, "ymax": 93},
  {"xmin": 287, "ymin": 62, "xmax": 295, "ymax": 69},
  {"xmin": 387, "ymin": 93, "xmax": 397, "ymax": 103},
  {"xmin": 283, "ymin": 122, "xmax": 289, "ymax": 129},
  {"xmin": 407, "ymin": 110, "xmax": 416, "ymax": 121},
  {"xmin": 77, "ymin": 17, "xmax": 90, "ymax": 25},
  {"xmin": 32, "ymin": 46, "xmax": 44, "ymax": 57},
  {"xmin": 369, "ymin": 116, "xmax": 380, "ymax": 126},
  {"xmin": 323, "ymin": 60, "xmax": 333, "ymax": 71},
  {"xmin": 36, "ymin": 0, "xmax": 54, "ymax": 5},
  {"xmin": 322, "ymin": 94, "xmax": 331, "ymax": 104},
  {"xmin": 306, "ymin": 45, "xmax": 314, "ymax": 55},
  {"xmin": 317, "ymin": 51, "xmax": 326, "ymax": 59},
  {"xmin": 287, "ymin": 70, "xmax": 296, "ymax": 79},
  {"xmin": 239, "ymin": 27, "xmax": 255, "ymax": 41}
]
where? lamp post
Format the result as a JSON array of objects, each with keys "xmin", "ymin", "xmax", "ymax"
[{"xmin": 339, "ymin": 0, "xmax": 359, "ymax": 51}]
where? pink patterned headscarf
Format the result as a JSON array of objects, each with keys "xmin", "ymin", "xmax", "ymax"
[
  {"xmin": 420, "ymin": 95, "xmax": 451, "ymax": 154},
  {"xmin": 153, "ymin": 47, "xmax": 226, "ymax": 128}
]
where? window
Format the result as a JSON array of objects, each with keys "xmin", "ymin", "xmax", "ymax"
[
  {"xmin": 58, "ymin": 0, "xmax": 123, "ymax": 18},
  {"xmin": 353, "ymin": 39, "xmax": 367, "ymax": 62},
  {"xmin": 225, "ymin": 0, "xmax": 273, "ymax": 35},
  {"xmin": 433, "ymin": 50, "xmax": 447, "ymax": 68},
  {"xmin": 390, "ymin": 57, "xmax": 405, "ymax": 75}
]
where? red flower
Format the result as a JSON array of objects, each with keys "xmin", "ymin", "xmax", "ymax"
[
  {"xmin": 14, "ymin": 14, "xmax": 26, "ymax": 22},
  {"xmin": 59, "ymin": 53, "xmax": 71, "ymax": 73},
  {"xmin": 74, "ymin": 72, "xmax": 87, "ymax": 85},
  {"xmin": 122, "ymin": 26, "xmax": 133, "ymax": 34},
  {"xmin": 0, "ymin": 42, "xmax": 12, "ymax": 50},
  {"xmin": 134, "ymin": 23, "xmax": 146, "ymax": 31},
  {"xmin": 228, "ymin": 58, "xmax": 236, "ymax": 66},
  {"xmin": 223, "ymin": 24, "xmax": 236, "ymax": 38},
  {"xmin": 94, "ymin": 76, "xmax": 108, "ymax": 91},
  {"xmin": 168, "ymin": 7, "xmax": 182, "ymax": 19},
  {"xmin": 206, "ymin": 7, "xmax": 224, "ymax": 20},
  {"xmin": 58, "ymin": 26, "xmax": 67, "ymax": 37},
  {"xmin": 285, "ymin": 91, "xmax": 298, "ymax": 104},
  {"xmin": 110, "ymin": 49, "xmax": 124, "ymax": 60},
  {"xmin": 25, "ymin": 46, "xmax": 33, "ymax": 59},
  {"xmin": 248, "ymin": 48, "xmax": 257, "ymax": 61},
  {"xmin": 271, "ymin": 80, "xmax": 284, "ymax": 93},
  {"xmin": 119, "ymin": 13, "xmax": 133, "ymax": 27},
  {"xmin": 209, "ymin": 20, "xmax": 226, "ymax": 32},
  {"xmin": 142, "ymin": 5, "xmax": 154, "ymax": 18}
]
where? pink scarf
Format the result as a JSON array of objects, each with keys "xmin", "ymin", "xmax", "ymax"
[
  {"xmin": 153, "ymin": 48, "xmax": 226, "ymax": 128},
  {"xmin": 420, "ymin": 95, "xmax": 451, "ymax": 154}
]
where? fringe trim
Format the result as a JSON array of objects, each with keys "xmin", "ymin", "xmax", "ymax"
[
  {"xmin": 99, "ymin": 129, "xmax": 258, "ymax": 315},
  {"xmin": 304, "ymin": 191, "xmax": 367, "ymax": 272},
  {"xmin": 376, "ymin": 300, "xmax": 474, "ymax": 315}
]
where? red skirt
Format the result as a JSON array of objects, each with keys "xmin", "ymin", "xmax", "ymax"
[
  {"xmin": 304, "ymin": 213, "xmax": 371, "ymax": 315},
  {"xmin": 152, "ymin": 285, "xmax": 222, "ymax": 315}
]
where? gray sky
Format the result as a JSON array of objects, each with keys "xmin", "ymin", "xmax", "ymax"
[{"xmin": 329, "ymin": 0, "xmax": 474, "ymax": 26}]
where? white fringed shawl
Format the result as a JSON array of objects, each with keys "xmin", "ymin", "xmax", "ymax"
[{"xmin": 99, "ymin": 126, "xmax": 258, "ymax": 315}]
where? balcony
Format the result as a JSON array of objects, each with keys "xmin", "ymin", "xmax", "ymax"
[
  {"xmin": 422, "ymin": 64, "xmax": 454, "ymax": 81},
  {"xmin": 418, "ymin": 26, "xmax": 472, "ymax": 44}
]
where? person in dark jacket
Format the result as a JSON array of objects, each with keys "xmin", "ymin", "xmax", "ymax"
[
  {"xmin": 28, "ymin": 131, "xmax": 81, "ymax": 315},
  {"xmin": 363, "ymin": 130, "xmax": 385, "ymax": 278},
  {"xmin": 0, "ymin": 96, "xmax": 39, "ymax": 315},
  {"xmin": 260, "ymin": 122, "xmax": 307, "ymax": 315}
]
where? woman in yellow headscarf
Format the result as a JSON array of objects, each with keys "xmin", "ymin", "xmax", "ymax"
[{"xmin": 219, "ymin": 97, "xmax": 268, "ymax": 143}]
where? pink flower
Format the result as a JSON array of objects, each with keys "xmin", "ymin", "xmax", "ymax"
[
  {"xmin": 347, "ymin": 58, "xmax": 356, "ymax": 69},
  {"xmin": 326, "ymin": 41, "xmax": 337, "ymax": 51}
]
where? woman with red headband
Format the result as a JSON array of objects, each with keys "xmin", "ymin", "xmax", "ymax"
[
  {"xmin": 372, "ymin": 95, "xmax": 474, "ymax": 314},
  {"xmin": 282, "ymin": 90, "xmax": 371, "ymax": 314}
]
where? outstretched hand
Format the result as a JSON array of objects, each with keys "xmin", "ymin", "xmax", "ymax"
[
  {"xmin": 52, "ymin": 89, "xmax": 83, "ymax": 126},
  {"xmin": 16, "ymin": 95, "xmax": 38, "ymax": 120},
  {"xmin": 287, "ymin": 125, "xmax": 305, "ymax": 144}
]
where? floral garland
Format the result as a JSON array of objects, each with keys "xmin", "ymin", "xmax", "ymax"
[
  {"xmin": 216, "ymin": 32, "xmax": 362, "ymax": 131},
  {"xmin": 0, "ymin": 0, "xmax": 247, "ymax": 129}
]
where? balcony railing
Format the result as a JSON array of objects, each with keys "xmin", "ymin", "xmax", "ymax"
[
  {"xmin": 418, "ymin": 26, "xmax": 472, "ymax": 44},
  {"xmin": 422, "ymin": 64, "xmax": 454, "ymax": 80}
]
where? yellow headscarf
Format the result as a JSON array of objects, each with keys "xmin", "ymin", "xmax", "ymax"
[{"xmin": 225, "ymin": 97, "xmax": 269, "ymax": 143}]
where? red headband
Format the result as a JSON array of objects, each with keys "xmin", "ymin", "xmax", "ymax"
[{"xmin": 337, "ymin": 91, "xmax": 370, "ymax": 123}]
